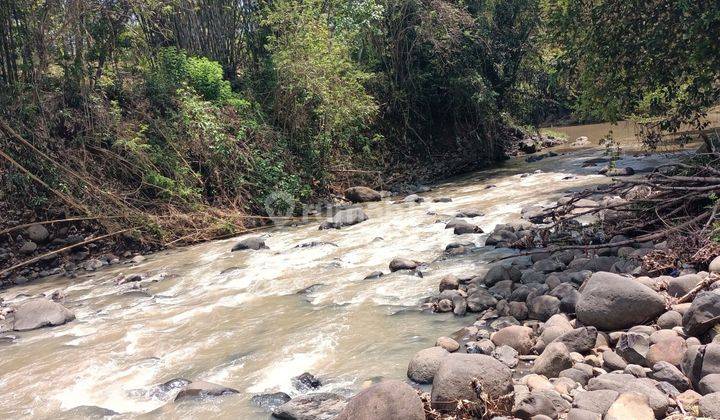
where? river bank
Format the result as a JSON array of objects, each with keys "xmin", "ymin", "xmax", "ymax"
[{"xmin": 0, "ymin": 139, "xmax": 710, "ymax": 419}]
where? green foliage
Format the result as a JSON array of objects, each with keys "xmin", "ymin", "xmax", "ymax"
[{"xmin": 544, "ymin": 0, "xmax": 720, "ymax": 147}]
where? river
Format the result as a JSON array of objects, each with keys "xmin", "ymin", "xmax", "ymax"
[{"xmin": 0, "ymin": 136, "xmax": 698, "ymax": 419}]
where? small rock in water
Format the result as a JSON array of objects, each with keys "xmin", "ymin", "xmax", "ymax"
[
  {"xmin": 432, "ymin": 197, "xmax": 452, "ymax": 203},
  {"xmin": 251, "ymin": 392, "xmax": 291, "ymax": 410},
  {"xmin": 389, "ymin": 258, "xmax": 418, "ymax": 272},
  {"xmin": 174, "ymin": 380, "xmax": 239, "ymax": 401},
  {"xmin": 292, "ymin": 372, "xmax": 321, "ymax": 391},
  {"xmin": 319, "ymin": 208, "xmax": 369, "ymax": 230},
  {"xmin": 231, "ymin": 237, "xmax": 268, "ymax": 251},
  {"xmin": 149, "ymin": 378, "xmax": 192, "ymax": 399},
  {"xmin": 12, "ymin": 299, "xmax": 75, "ymax": 331},
  {"xmin": 363, "ymin": 271, "xmax": 383, "ymax": 280},
  {"xmin": 273, "ymin": 393, "xmax": 347, "ymax": 420}
]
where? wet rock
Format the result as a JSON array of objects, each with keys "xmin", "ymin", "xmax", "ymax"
[
  {"xmin": 402, "ymin": 194, "xmax": 424, "ymax": 203},
  {"xmin": 683, "ymin": 290, "xmax": 720, "ymax": 337},
  {"xmin": 528, "ymin": 295, "xmax": 560, "ymax": 321},
  {"xmin": 513, "ymin": 392, "xmax": 558, "ymax": 419},
  {"xmin": 407, "ymin": 347, "xmax": 449, "ymax": 384},
  {"xmin": 431, "ymin": 354, "xmax": 513, "ymax": 408},
  {"xmin": 436, "ymin": 336, "xmax": 459, "ymax": 352},
  {"xmin": 336, "ymin": 380, "xmax": 424, "ymax": 420},
  {"xmin": 650, "ymin": 361, "xmax": 689, "ymax": 392},
  {"xmin": 252, "ymin": 392, "xmax": 292, "ymax": 411},
  {"xmin": 452, "ymin": 220, "xmax": 483, "ymax": 235},
  {"xmin": 491, "ymin": 325, "xmax": 535, "ymax": 355},
  {"xmin": 12, "ymin": 298, "xmax": 75, "ymax": 331},
  {"xmin": 699, "ymin": 373, "xmax": 720, "ymax": 395},
  {"xmin": 575, "ymin": 272, "xmax": 665, "ymax": 330},
  {"xmin": 483, "ymin": 264, "xmax": 522, "ymax": 286},
  {"xmin": 319, "ymin": 208, "xmax": 369, "ymax": 229},
  {"xmin": 492, "ymin": 345, "xmax": 519, "ymax": 368},
  {"xmin": 605, "ymin": 392, "xmax": 653, "ymax": 420},
  {"xmin": 26, "ymin": 224, "xmax": 49, "ymax": 243},
  {"xmin": 509, "ymin": 301, "xmax": 529, "ymax": 320},
  {"xmin": 436, "ymin": 299, "xmax": 453, "ymax": 312},
  {"xmin": 532, "ymin": 342, "xmax": 573, "ymax": 378},
  {"xmin": 344, "ymin": 186, "xmax": 381, "ymax": 203},
  {"xmin": 389, "ymin": 258, "xmax": 418, "ymax": 272},
  {"xmin": 602, "ymin": 167, "xmax": 635, "ymax": 177},
  {"xmin": 231, "ymin": 237, "xmax": 268, "ymax": 251},
  {"xmin": 149, "ymin": 378, "xmax": 192, "ymax": 399},
  {"xmin": 292, "ymin": 372, "xmax": 321, "ymax": 391},
  {"xmin": 699, "ymin": 392, "xmax": 720, "ymax": 418},
  {"xmin": 273, "ymin": 393, "xmax": 347, "ymax": 420},
  {"xmin": 363, "ymin": 271, "xmax": 383, "ymax": 280},
  {"xmin": 616, "ymin": 333, "xmax": 650, "ymax": 366},
  {"xmin": 439, "ymin": 275, "xmax": 459, "ymax": 292},
  {"xmin": 455, "ymin": 210, "xmax": 483, "ymax": 218},
  {"xmin": 174, "ymin": 380, "xmax": 239, "ymax": 401},
  {"xmin": 466, "ymin": 339, "xmax": 495, "ymax": 355},
  {"xmin": 559, "ymin": 368, "xmax": 590, "ymax": 386},
  {"xmin": 61, "ymin": 406, "xmax": 119, "ymax": 418},
  {"xmin": 572, "ymin": 389, "xmax": 618, "ymax": 415}
]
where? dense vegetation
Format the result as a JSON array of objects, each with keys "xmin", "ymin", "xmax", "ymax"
[{"xmin": 0, "ymin": 0, "xmax": 718, "ymax": 248}]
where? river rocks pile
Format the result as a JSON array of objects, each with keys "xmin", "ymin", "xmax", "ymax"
[{"xmin": 404, "ymin": 217, "xmax": 720, "ymax": 419}]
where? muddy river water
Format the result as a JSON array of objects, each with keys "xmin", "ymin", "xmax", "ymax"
[{"xmin": 0, "ymin": 135, "xmax": 699, "ymax": 419}]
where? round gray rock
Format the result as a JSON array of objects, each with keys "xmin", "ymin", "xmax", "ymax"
[
  {"xmin": 407, "ymin": 347, "xmax": 449, "ymax": 384},
  {"xmin": 12, "ymin": 299, "xmax": 75, "ymax": 331},
  {"xmin": 431, "ymin": 353, "xmax": 513, "ymax": 406},
  {"xmin": 575, "ymin": 272, "xmax": 665, "ymax": 330}
]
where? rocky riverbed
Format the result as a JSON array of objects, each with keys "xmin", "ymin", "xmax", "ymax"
[{"xmin": 0, "ymin": 141, "xmax": 713, "ymax": 419}]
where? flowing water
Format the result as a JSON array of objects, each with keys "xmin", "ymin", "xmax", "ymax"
[{"xmin": 0, "ymin": 139, "xmax": 698, "ymax": 419}]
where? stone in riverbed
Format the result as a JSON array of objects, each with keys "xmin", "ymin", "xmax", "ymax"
[
  {"xmin": 528, "ymin": 295, "xmax": 560, "ymax": 321},
  {"xmin": 604, "ymin": 392, "xmax": 654, "ymax": 420},
  {"xmin": 251, "ymin": 392, "xmax": 292, "ymax": 410},
  {"xmin": 512, "ymin": 391, "xmax": 558, "ymax": 419},
  {"xmin": 292, "ymin": 372, "xmax": 321, "ymax": 391},
  {"xmin": 699, "ymin": 373, "xmax": 720, "ymax": 395},
  {"xmin": 231, "ymin": 237, "xmax": 268, "ymax": 251},
  {"xmin": 319, "ymin": 208, "xmax": 369, "ymax": 230},
  {"xmin": 586, "ymin": 374, "xmax": 668, "ymax": 417},
  {"xmin": 336, "ymin": 380, "xmax": 424, "ymax": 420},
  {"xmin": 344, "ymin": 186, "xmax": 381, "ymax": 203},
  {"xmin": 407, "ymin": 346, "xmax": 449, "ymax": 384},
  {"xmin": 551, "ymin": 327, "xmax": 597, "ymax": 354},
  {"xmin": 439, "ymin": 275, "xmax": 459, "ymax": 292},
  {"xmin": 452, "ymin": 220, "xmax": 483, "ymax": 235},
  {"xmin": 389, "ymin": 258, "xmax": 418, "ymax": 272},
  {"xmin": 273, "ymin": 393, "xmax": 347, "ymax": 420},
  {"xmin": 26, "ymin": 224, "xmax": 49, "ymax": 243},
  {"xmin": 616, "ymin": 333, "xmax": 650, "ymax": 366},
  {"xmin": 566, "ymin": 408, "xmax": 600, "ymax": 420},
  {"xmin": 19, "ymin": 241, "xmax": 37, "ymax": 254},
  {"xmin": 682, "ymin": 290, "xmax": 720, "ymax": 337},
  {"xmin": 710, "ymin": 255, "xmax": 720, "ymax": 273},
  {"xmin": 12, "ymin": 299, "xmax": 75, "ymax": 331},
  {"xmin": 491, "ymin": 325, "xmax": 535, "ymax": 355},
  {"xmin": 431, "ymin": 354, "xmax": 513, "ymax": 409},
  {"xmin": 174, "ymin": 380, "xmax": 239, "ymax": 401},
  {"xmin": 666, "ymin": 274, "xmax": 702, "ymax": 297},
  {"xmin": 575, "ymin": 272, "xmax": 665, "ymax": 330},
  {"xmin": 699, "ymin": 392, "xmax": 720, "ymax": 418},
  {"xmin": 532, "ymin": 342, "xmax": 573, "ymax": 378},
  {"xmin": 645, "ymin": 335, "xmax": 686, "ymax": 367},
  {"xmin": 572, "ymin": 389, "xmax": 618, "ymax": 415},
  {"xmin": 436, "ymin": 336, "xmax": 459, "ymax": 352},
  {"xmin": 602, "ymin": 351, "xmax": 627, "ymax": 371},
  {"xmin": 657, "ymin": 310, "xmax": 683, "ymax": 329},
  {"xmin": 61, "ymin": 406, "xmax": 119, "ymax": 418},
  {"xmin": 492, "ymin": 345, "xmax": 519, "ymax": 368},
  {"xmin": 650, "ymin": 361, "xmax": 690, "ymax": 392},
  {"xmin": 466, "ymin": 289, "xmax": 497, "ymax": 312}
]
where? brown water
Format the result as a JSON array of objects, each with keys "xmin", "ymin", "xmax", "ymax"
[
  {"xmin": 0, "ymin": 142, "xmax": 694, "ymax": 419},
  {"xmin": 545, "ymin": 107, "xmax": 720, "ymax": 147}
]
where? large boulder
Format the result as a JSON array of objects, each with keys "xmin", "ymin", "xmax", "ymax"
[
  {"xmin": 431, "ymin": 354, "xmax": 513, "ymax": 408},
  {"xmin": 344, "ymin": 186, "xmax": 381, "ymax": 203},
  {"xmin": 273, "ymin": 393, "xmax": 347, "ymax": 420},
  {"xmin": 336, "ymin": 380, "xmax": 424, "ymax": 420},
  {"xmin": 682, "ymin": 290, "xmax": 720, "ymax": 337},
  {"xmin": 575, "ymin": 272, "xmax": 665, "ymax": 330},
  {"xmin": 319, "ymin": 208, "xmax": 368, "ymax": 230},
  {"xmin": 407, "ymin": 347, "xmax": 449, "ymax": 384},
  {"xmin": 586, "ymin": 375, "xmax": 669, "ymax": 417},
  {"xmin": 12, "ymin": 299, "xmax": 75, "ymax": 331},
  {"xmin": 231, "ymin": 237, "xmax": 268, "ymax": 251}
]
